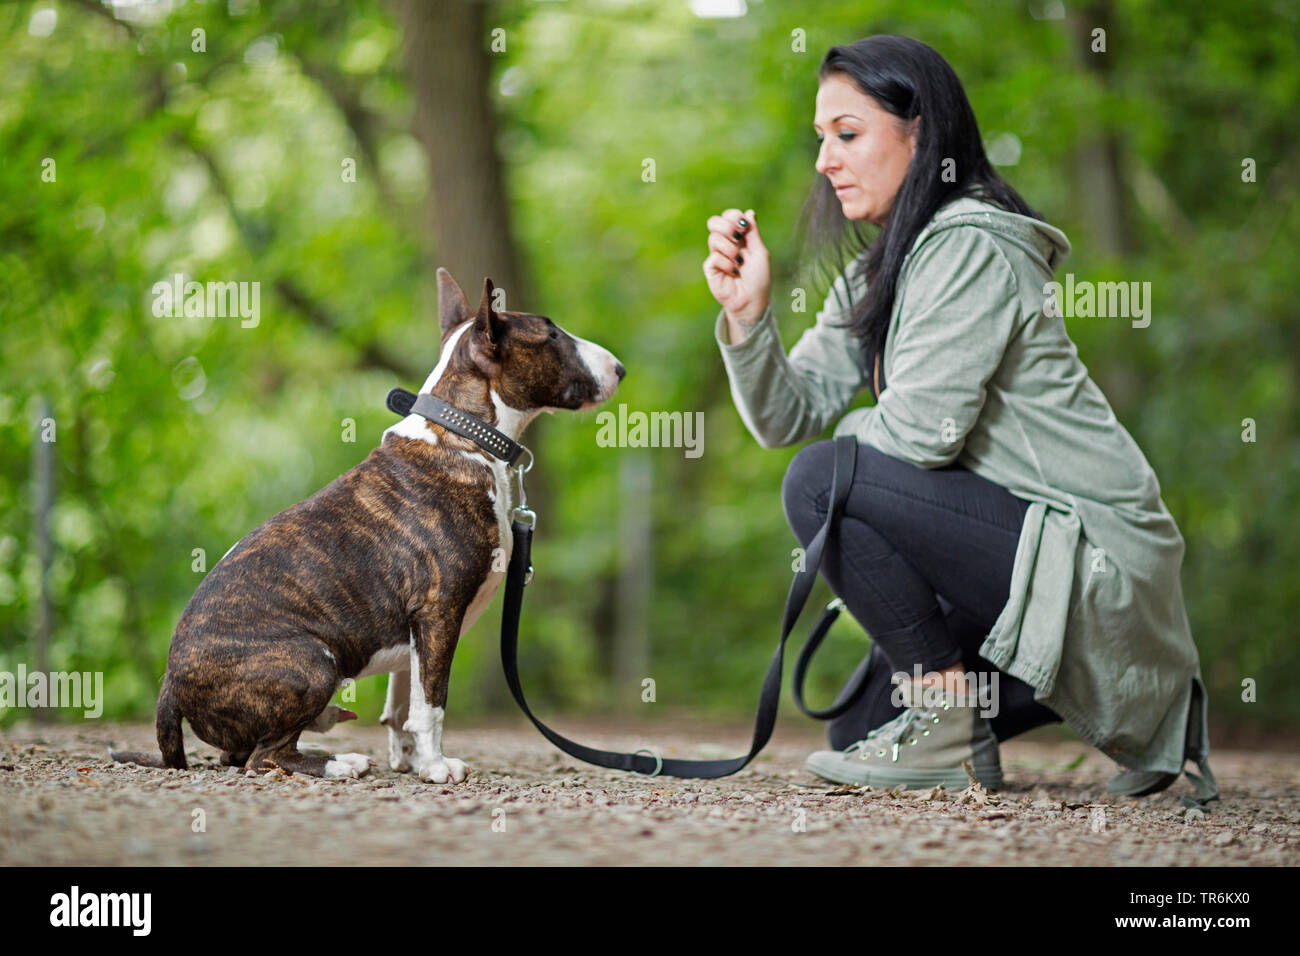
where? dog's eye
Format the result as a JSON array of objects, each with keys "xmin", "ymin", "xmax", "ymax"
[{"xmin": 548, "ymin": 328, "xmax": 559, "ymax": 340}]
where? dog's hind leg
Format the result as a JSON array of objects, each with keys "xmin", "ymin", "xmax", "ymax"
[
  {"xmin": 246, "ymin": 730, "xmax": 372, "ymax": 780},
  {"xmin": 230, "ymin": 639, "xmax": 371, "ymax": 779},
  {"xmin": 381, "ymin": 668, "xmax": 414, "ymax": 772}
]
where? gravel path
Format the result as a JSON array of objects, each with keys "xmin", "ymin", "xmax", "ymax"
[{"xmin": 2, "ymin": 718, "xmax": 1297, "ymax": 866}]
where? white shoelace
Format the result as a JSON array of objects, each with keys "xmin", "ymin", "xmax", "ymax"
[{"xmin": 842, "ymin": 701, "xmax": 949, "ymax": 763}]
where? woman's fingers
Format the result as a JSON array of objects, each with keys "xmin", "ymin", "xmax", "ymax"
[
  {"xmin": 705, "ymin": 208, "xmax": 768, "ymax": 319},
  {"xmin": 707, "ymin": 210, "xmax": 753, "ymax": 277},
  {"xmin": 707, "ymin": 212, "xmax": 750, "ymax": 245},
  {"xmin": 707, "ymin": 231, "xmax": 744, "ymax": 267},
  {"xmin": 740, "ymin": 209, "xmax": 764, "ymax": 253},
  {"xmin": 704, "ymin": 250, "xmax": 741, "ymax": 281}
]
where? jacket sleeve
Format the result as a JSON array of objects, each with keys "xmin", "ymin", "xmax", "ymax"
[
  {"xmin": 833, "ymin": 225, "xmax": 1024, "ymax": 468},
  {"xmin": 713, "ymin": 267, "xmax": 869, "ymax": 449}
]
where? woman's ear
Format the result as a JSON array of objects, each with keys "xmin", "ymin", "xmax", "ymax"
[{"xmin": 907, "ymin": 115, "xmax": 920, "ymax": 155}]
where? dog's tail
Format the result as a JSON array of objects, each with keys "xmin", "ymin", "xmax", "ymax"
[{"xmin": 110, "ymin": 673, "xmax": 187, "ymax": 770}]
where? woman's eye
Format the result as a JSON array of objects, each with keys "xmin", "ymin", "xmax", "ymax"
[{"xmin": 838, "ymin": 132, "xmax": 856, "ymax": 141}]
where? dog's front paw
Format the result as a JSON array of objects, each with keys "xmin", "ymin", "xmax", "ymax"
[
  {"xmin": 388, "ymin": 731, "xmax": 415, "ymax": 773},
  {"xmin": 414, "ymin": 756, "xmax": 468, "ymax": 784},
  {"xmin": 324, "ymin": 752, "xmax": 373, "ymax": 779}
]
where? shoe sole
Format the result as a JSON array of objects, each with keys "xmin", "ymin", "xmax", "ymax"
[{"xmin": 805, "ymin": 753, "xmax": 1003, "ymax": 790}]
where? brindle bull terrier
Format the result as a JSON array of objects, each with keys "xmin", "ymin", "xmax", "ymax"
[{"xmin": 111, "ymin": 269, "xmax": 623, "ymax": 781}]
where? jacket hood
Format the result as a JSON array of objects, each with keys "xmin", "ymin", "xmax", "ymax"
[{"xmin": 921, "ymin": 195, "xmax": 1071, "ymax": 274}]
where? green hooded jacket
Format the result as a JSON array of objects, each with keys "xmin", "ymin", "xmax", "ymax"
[{"xmin": 714, "ymin": 196, "xmax": 1216, "ymax": 803}]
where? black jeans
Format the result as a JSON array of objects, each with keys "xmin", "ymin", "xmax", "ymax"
[{"xmin": 781, "ymin": 439, "xmax": 1062, "ymax": 748}]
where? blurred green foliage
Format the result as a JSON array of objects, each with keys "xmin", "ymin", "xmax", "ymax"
[{"xmin": 1, "ymin": 0, "xmax": 1296, "ymax": 736}]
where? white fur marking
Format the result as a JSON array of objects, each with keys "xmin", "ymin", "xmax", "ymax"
[
  {"xmin": 324, "ymin": 753, "xmax": 371, "ymax": 779},
  {"xmin": 381, "ymin": 666, "xmax": 414, "ymax": 772},
  {"xmin": 383, "ymin": 321, "xmax": 472, "ymax": 445},
  {"xmin": 565, "ymin": 329, "xmax": 622, "ymax": 407},
  {"xmin": 403, "ymin": 648, "xmax": 469, "ymax": 783},
  {"xmin": 488, "ymin": 387, "xmax": 541, "ymax": 443}
]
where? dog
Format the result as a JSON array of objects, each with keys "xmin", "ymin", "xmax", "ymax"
[{"xmin": 111, "ymin": 269, "xmax": 624, "ymax": 780}]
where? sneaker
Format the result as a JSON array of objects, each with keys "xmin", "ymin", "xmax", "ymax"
[{"xmin": 804, "ymin": 677, "xmax": 1003, "ymax": 789}]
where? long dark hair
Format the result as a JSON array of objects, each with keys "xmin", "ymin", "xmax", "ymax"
[{"xmin": 797, "ymin": 35, "xmax": 1041, "ymax": 363}]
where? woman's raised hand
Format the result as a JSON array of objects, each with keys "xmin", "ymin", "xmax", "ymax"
[{"xmin": 703, "ymin": 208, "xmax": 771, "ymax": 335}]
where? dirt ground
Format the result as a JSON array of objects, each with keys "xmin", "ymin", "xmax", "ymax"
[{"xmin": 2, "ymin": 716, "xmax": 1297, "ymax": 866}]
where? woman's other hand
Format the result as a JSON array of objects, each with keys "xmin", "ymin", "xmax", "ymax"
[{"xmin": 704, "ymin": 207, "xmax": 771, "ymax": 342}]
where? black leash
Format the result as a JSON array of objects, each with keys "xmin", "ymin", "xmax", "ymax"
[
  {"xmin": 499, "ymin": 434, "xmax": 869, "ymax": 777},
  {"xmin": 385, "ymin": 386, "xmax": 868, "ymax": 777}
]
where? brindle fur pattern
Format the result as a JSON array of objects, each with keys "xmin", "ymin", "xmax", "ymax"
[{"xmin": 111, "ymin": 270, "xmax": 621, "ymax": 778}]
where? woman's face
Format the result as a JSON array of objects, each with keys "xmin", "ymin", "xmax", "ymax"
[{"xmin": 814, "ymin": 73, "xmax": 918, "ymax": 225}]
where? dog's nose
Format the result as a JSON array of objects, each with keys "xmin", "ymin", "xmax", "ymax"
[{"xmin": 614, "ymin": 362, "xmax": 626, "ymax": 381}]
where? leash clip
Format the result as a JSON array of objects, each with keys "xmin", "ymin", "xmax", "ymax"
[
  {"xmin": 510, "ymin": 445, "xmax": 534, "ymax": 519},
  {"xmin": 508, "ymin": 447, "xmax": 537, "ymax": 585},
  {"xmin": 510, "ymin": 507, "xmax": 536, "ymax": 585},
  {"xmin": 511, "ymin": 506, "xmax": 536, "ymax": 585}
]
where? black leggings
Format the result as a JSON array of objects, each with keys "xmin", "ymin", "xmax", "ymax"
[{"xmin": 781, "ymin": 439, "xmax": 1062, "ymax": 748}]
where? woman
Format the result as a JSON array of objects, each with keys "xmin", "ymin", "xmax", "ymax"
[{"xmin": 702, "ymin": 35, "xmax": 1217, "ymax": 804}]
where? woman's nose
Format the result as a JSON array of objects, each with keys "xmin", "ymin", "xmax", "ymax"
[{"xmin": 815, "ymin": 139, "xmax": 836, "ymax": 175}]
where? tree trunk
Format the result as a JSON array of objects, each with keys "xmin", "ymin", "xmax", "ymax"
[
  {"xmin": 1066, "ymin": 0, "xmax": 1136, "ymax": 258},
  {"xmin": 390, "ymin": 0, "xmax": 525, "ymax": 302}
]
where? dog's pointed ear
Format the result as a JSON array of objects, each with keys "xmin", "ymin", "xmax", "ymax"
[
  {"xmin": 465, "ymin": 277, "xmax": 507, "ymax": 376},
  {"xmin": 473, "ymin": 277, "xmax": 507, "ymax": 346},
  {"xmin": 436, "ymin": 268, "xmax": 473, "ymax": 339}
]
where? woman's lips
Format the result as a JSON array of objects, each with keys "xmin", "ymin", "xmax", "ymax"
[{"xmin": 835, "ymin": 185, "xmax": 854, "ymax": 194}]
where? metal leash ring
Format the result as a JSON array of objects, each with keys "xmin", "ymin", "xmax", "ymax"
[{"xmin": 634, "ymin": 748, "xmax": 663, "ymax": 777}]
